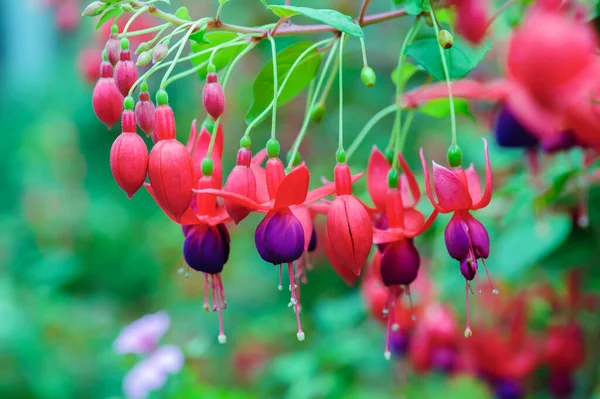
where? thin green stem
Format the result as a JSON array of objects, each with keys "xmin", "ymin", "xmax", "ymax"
[
  {"xmin": 304, "ymin": 80, "xmax": 315, "ymax": 120},
  {"xmin": 164, "ymin": 39, "xmax": 249, "ymax": 87},
  {"xmin": 244, "ymin": 38, "xmax": 332, "ymax": 138},
  {"xmin": 346, "ymin": 104, "xmax": 397, "ymax": 159},
  {"xmin": 267, "ymin": 34, "xmax": 278, "ymax": 140},
  {"xmin": 287, "ymin": 40, "xmax": 339, "ymax": 169},
  {"xmin": 397, "ymin": 110, "xmax": 415, "ymax": 153},
  {"xmin": 338, "ymin": 33, "xmax": 346, "ymax": 151},
  {"xmin": 145, "ymin": 24, "xmax": 169, "ymax": 46},
  {"xmin": 160, "ymin": 19, "xmax": 209, "ymax": 89},
  {"xmin": 391, "ymin": 19, "xmax": 423, "ymax": 171},
  {"xmin": 317, "ymin": 47, "xmax": 339, "ymax": 106},
  {"xmin": 429, "ymin": 8, "xmax": 457, "ymax": 146},
  {"xmin": 216, "ymin": 1, "xmax": 225, "ymax": 22},
  {"xmin": 122, "ymin": 6, "xmax": 148, "ymax": 34},
  {"xmin": 359, "ymin": 37, "xmax": 368, "ymax": 67},
  {"xmin": 121, "ymin": 23, "xmax": 169, "ymax": 38}
]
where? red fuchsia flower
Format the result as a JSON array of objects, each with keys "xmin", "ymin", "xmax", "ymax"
[
  {"xmin": 420, "ymin": 139, "xmax": 494, "ymax": 337},
  {"xmin": 450, "ymin": 0, "xmax": 490, "ymax": 45},
  {"xmin": 78, "ymin": 46, "xmax": 102, "ymax": 85},
  {"xmin": 110, "ymin": 106, "xmax": 148, "ymax": 199},
  {"xmin": 114, "ymin": 40, "xmax": 139, "ymax": 98},
  {"xmin": 93, "ymin": 58, "xmax": 123, "ymax": 129},
  {"xmin": 194, "ymin": 153, "xmax": 360, "ymax": 341},
  {"xmin": 105, "ymin": 34, "xmax": 121, "ymax": 67},
  {"xmin": 223, "ymin": 147, "xmax": 258, "ymax": 224},
  {"xmin": 135, "ymin": 86, "xmax": 155, "ymax": 137},
  {"xmin": 324, "ymin": 223, "xmax": 358, "ymax": 286},
  {"xmin": 326, "ymin": 162, "xmax": 373, "ymax": 276},
  {"xmin": 202, "ymin": 72, "xmax": 225, "ymax": 120},
  {"xmin": 504, "ymin": 6, "xmax": 600, "ymax": 144},
  {"xmin": 154, "ymin": 97, "xmax": 177, "ymax": 142}
]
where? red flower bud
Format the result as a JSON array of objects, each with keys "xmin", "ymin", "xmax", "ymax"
[
  {"xmin": 78, "ymin": 46, "xmax": 102, "ymax": 84},
  {"xmin": 154, "ymin": 104, "xmax": 176, "ymax": 141},
  {"xmin": 92, "ymin": 61, "xmax": 123, "ymax": 129},
  {"xmin": 110, "ymin": 110, "xmax": 148, "ymax": 198},
  {"xmin": 223, "ymin": 148, "xmax": 258, "ymax": 224},
  {"xmin": 324, "ymin": 225, "xmax": 357, "ymax": 286},
  {"xmin": 148, "ymin": 139, "xmax": 194, "ymax": 221},
  {"xmin": 326, "ymin": 194, "xmax": 373, "ymax": 276},
  {"xmin": 135, "ymin": 92, "xmax": 155, "ymax": 136},
  {"xmin": 56, "ymin": 0, "xmax": 79, "ymax": 32},
  {"xmin": 114, "ymin": 50, "xmax": 139, "ymax": 97},
  {"xmin": 105, "ymin": 36, "xmax": 121, "ymax": 67},
  {"xmin": 202, "ymin": 73, "xmax": 225, "ymax": 119}
]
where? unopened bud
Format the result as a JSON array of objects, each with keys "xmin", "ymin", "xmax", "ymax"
[
  {"xmin": 135, "ymin": 42, "xmax": 149, "ymax": 55},
  {"xmin": 122, "ymin": 4, "xmax": 135, "ymax": 12},
  {"xmin": 310, "ymin": 103, "xmax": 326, "ymax": 123},
  {"xmin": 361, "ymin": 66, "xmax": 376, "ymax": 87},
  {"xmin": 82, "ymin": 1, "xmax": 104, "ymax": 16},
  {"xmin": 152, "ymin": 43, "xmax": 168, "ymax": 63},
  {"xmin": 438, "ymin": 29, "xmax": 454, "ymax": 49},
  {"xmin": 136, "ymin": 51, "xmax": 151, "ymax": 67}
]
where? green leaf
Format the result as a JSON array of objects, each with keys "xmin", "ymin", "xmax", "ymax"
[
  {"xmin": 219, "ymin": 0, "xmax": 231, "ymax": 4},
  {"xmin": 189, "ymin": 24, "xmax": 208, "ymax": 44},
  {"xmin": 190, "ymin": 32, "xmax": 243, "ymax": 79},
  {"xmin": 259, "ymin": 0, "xmax": 268, "ymax": 6},
  {"xmin": 95, "ymin": 7, "xmax": 123, "ymax": 30},
  {"xmin": 266, "ymin": 5, "xmax": 364, "ymax": 37},
  {"xmin": 245, "ymin": 42, "xmax": 322, "ymax": 124},
  {"xmin": 391, "ymin": 63, "xmax": 419, "ymax": 85},
  {"xmin": 175, "ymin": 6, "xmax": 191, "ymax": 21},
  {"xmin": 151, "ymin": 0, "xmax": 171, "ymax": 4},
  {"xmin": 404, "ymin": 0, "xmax": 431, "ymax": 16},
  {"xmin": 418, "ymin": 98, "xmax": 474, "ymax": 119},
  {"xmin": 533, "ymin": 169, "xmax": 579, "ymax": 212},
  {"xmin": 406, "ymin": 37, "xmax": 492, "ymax": 81}
]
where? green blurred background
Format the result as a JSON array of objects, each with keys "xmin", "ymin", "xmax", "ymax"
[{"xmin": 2, "ymin": 1, "xmax": 600, "ymax": 398}]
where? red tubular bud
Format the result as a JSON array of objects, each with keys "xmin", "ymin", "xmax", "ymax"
[
  {"xmin": 92, "ymin": 61, "xmax": 123, "ymax": 129},
  {"xmin": 135, "ymin": 92, "xmax": 155, "ymax": 136},
  {"xmin": 224, "ymin": 148, "xmax": 258, "ymax": 224},
  {"xmin": 110, "ymin": 112, "xmax": 148, "ymax": 198},
  {"xmin": 334, "ymin": 163, "xmax": 353, "ymax": 196},
  {"xmin": 202, "ymin": 73, "xmax": 225, "ymax": 119},
  {"xmin": 154, "ymin": 105, "xmax": 176, "ymax": 141},
  {"xmin": 114, "ymin": 50, "xmax": 139, "ymax": 97},
  {"xmin": 265, "ymin": 158, "xmax": 285, "ymax": 200},
  {"xmin": 105, "ymin": 36, "xmax": 121, "ymax": 67}
]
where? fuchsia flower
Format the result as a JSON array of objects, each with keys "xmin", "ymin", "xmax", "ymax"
[
  {"xmin": 367, "ymin": 147, "xmax": 438, "ymax": 358},
  {"xmin": 450, "ymin": 0, "xmax": 490, "ymax": 45},
  {"xmin": 195, "ymin": 157, "xmax": 360, "ymax": 341},
  {"xmin": 420, "ymin": 139, "xmax": 494, "ymax": 336}
]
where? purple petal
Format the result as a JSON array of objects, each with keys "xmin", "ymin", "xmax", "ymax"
[
  {"xmin": 147, "ymin": 344, "xmax": 184, "ymax": 375},
  {"xmin": 114, "ymin": 311, "xmax": 170, "ymax": 355},
  {"xmin": 495, "ymin": 105, "xmax": 540, "ymax": 149},
  {"xmin": 379, "ymin": 239, "xmax": 420, "ymax": 286},
  {"xmin": 183, "ymin": 224, "xmax": 229, "ymax": 274},
  {"xmin": 444, "ymin": 217, "xmax": 471, "ymax": 261},
  {"xmin": 307, "ymin": 226, "xmax": 317, "ymax": 253},
  {"xmin": 123, "ymin": 358, "xmax": 167, "ymax": 399},
  {"xmin": 255, "ymin": 209, "xmax": 305, "ymax": 264},
  {"xmin": 460, "ymin": 258, "xmax": 477, "ymax": 281},
  {"xmin": 466, "ymin": 215, "xmax": 490, "ymax": 259}
]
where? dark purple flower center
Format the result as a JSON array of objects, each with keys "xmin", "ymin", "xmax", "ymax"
[
  {"xmin": 494, "ymin": 379, "xmax": 524, "ymax": 399},
  {"xmin": 460, "ymin": 258, "xmax": 477, "ymax": 281},
  {"xmin": 307, "ymin": 226, "xmax": 317, "ymax": 253},
  {"xmin": 431, "ymin": 346, "xmax": 457, "ymax": 374},
  {"xmin": 495, "ymin": 106, "xmax": 540, "ymax": 149},
  {"xmin": 380, "ymin": 239, "xmax": 420, "ymax": 287},
  {"xmin": 183, "ymin": 223, "xmax": 230, "ymax": 274},
  {"xmin": 255, "ymin": 209, "xmax": 305, "ymax": 265}
]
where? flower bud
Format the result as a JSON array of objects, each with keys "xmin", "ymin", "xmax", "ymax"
[
  {"xmin": 92, "ymin": 61, "xmax": 124, "ymax": 129},
  {"xmin": 361, "ymin": 66, "xmax": 376, "ymax": 87},
  {"xmin": 135, "ymin": 42, "xmax": 149, "ymax": 55},
  {"xmin": 136, "ymin": 51, "xmax": 152, "ymax": 67},
  {"xmin": 135, "ymin": 90, "xmax": 155, "ymax": 136},
  {"xmin": 114, "ymin": 48, "xmax": 139, "ymax": 97},
  {"xmin": 81, "ymin": 1, "xmax": 104, "ymax": 17},
  {"xmin": 310, "ymin": 103, "xmax": 326, "ymax": 123},
  {"xmin": 105, "ymin": 36, "xmax": 121, "ymax": 67},
  {"xmin": 152, "ymin": 43, "xmax": 168, "ymax": 63},
  {"xmin": 437, "ymin": 29, "xmax": 454, "ymax": 49},
  {"xmin": 202, "ymin": 72, "xmax": 225, "ymax": 119}
]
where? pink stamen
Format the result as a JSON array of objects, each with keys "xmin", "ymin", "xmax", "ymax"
[
  {"xmin": 480, "ymin": 258, "xmax": 499, "ymax": 295},
  {"xmin": 217, "ymin": 274, "xmax": 227, "ymax": 308},
  {"xmin": 384, "ymin": 286, "xmax": 397, "ymax": 360},
  {"xmin": 278, "ymin": 264, "xmax": 283, "ymax": 290},
  {"xmin": 406, "ymin": 286, "xmax": 416, "ymax": 321},
  {"xmin": 288, "ymin": 262, "xmax": 305, "ymax": 341},
  {"xmin": 211, "ymin": 275, "xmax": 218, "ymax": 312},
  {"xmin": 465, "ymin": 282, "xmax": 473, "ymax": 338}
]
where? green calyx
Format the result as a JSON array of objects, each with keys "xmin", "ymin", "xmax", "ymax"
[
  {"xmin": 140, "ymin": 81, "xmax": 149, "ymax": 93},
  {"xmin": 310, "ymin": 103, "xmax": 326, "ymax": 123},
  {"xmin": 201, "ymin": 157, "xmax": 214, "ymax": 177},
  {"xmin": 120, "ymin": 38, "xmax": 130, "ymax": 51},
  {"xmin": 203, "ymin": 117, "xmax": 215, "ymax": 133},
  {"xmin": 384, "ymin": 148, "xmax": 395, "ymax": 164},
  {"xmin": 361, "ymin": 66, "xmax": 376, "ymax": 88},
  {"xmin": 447, "ymin": 144, "xmax": 463, "ymax": 167},
  {"xmin": 124, "ymin": 96, "xmax": 135, "ymax": 110},
  {"xmin": 135, "ymin": 42, "xmax": 150, "ymax": 55},
  {"xmin": 286, "ymin": 151, "xmax": 301, "ymax": 167},
  {"xmin": 335, "ymin": 149, "xmax": 346, "ymax": 164},
  {"xmin": 111, "ymin": 24, "xmax": 118, "ymax": 34},
  {"xmin": 266, "ymin": 139, "xmax": 280, "ymax": 159},
  {"xmin": 156, "ymin": 89, "xmax": 169, "ymax": 106},
  {"xmin": 240, "ymin": 136, "xmax": 251, "ymax": 149},
  {"xmin": 387, "ymin": 168, "xmax": 399, "ymax": 189},
  {"xmin": 207, "ymin": 63, "xmax": 217, "ymax": 73}
]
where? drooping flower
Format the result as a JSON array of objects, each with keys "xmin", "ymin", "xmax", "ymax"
[
  {"xmin": 114, "ymin": 311, "xmax": 171, "ymax": 355},
  {"xmin": 450, "ymin": 0, "xmax": 490, "ymax": 45},
  {"xmin": 114, "ymin": 40, "xmax": 139, "ymax": 97},
  {"xmin": 135, "ymin": 89, "xmax": 155, "ymax": 136},
  {"xmin": 194, "ymin": 157, "xmax": 360, "ymax": 341},
  {"xmin": 203, "ymin": 72, "xmax": 225, "ymax": 120},
  {"xmin": 92, "ymin": 59, "xmax": 123, "ymax": 129},
  {"xmin": 326, "ymin": 162, "xmax": 373, "ymax": 276},
  {"xmin": 420, "ymin": 139, "xmax": 494, "ymax": 336},
  {"xmin": 223, "ymin": 147, "xmax": 258, "ymax": 224}
]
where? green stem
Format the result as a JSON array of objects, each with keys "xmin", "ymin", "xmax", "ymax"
[
  {"xmin": 287, "ymin": 40, "xmax": 339, "ymax": 169},
  {"xmin": 429, "ymin": 8, "xmax": 457, "ymax": 146},
  {"xmin": 205, "ymin": 42, "xmax": 257, "ymax": 158},
  {"xmin": 164, "ymin": 38, "xmax": 249, "ymax": 87},
  {"xmin": 244, "ymin": 38, "xmax": 332, "ymax": 138},
  {"xmin": 346, "ymin": 104, "xmax": 397, "ymax": 159},
  {"xmin": 397, "ymin": 109, "xmax": 415, "ymax": 154},
  {"xmin": 160, "ymin": 19, "xmax": 210, "ymax": 89},
  {"xmin": 391, "ymin": 19, "xmax": 423, "ymax": 171},
  {"xmin": 267, "ymin": 34, "xmax": 278, "ymax": 140},
  {"xmin": 145, "ymin": 24, "xmax": 169, "ymax": 46},
  {"xmin": 304, "ymin": 80, "xmax": 315, "ymax": 120},
  {"xmin": 338, "ymin": 33, "xmax": 346, "ymax": 151},
  {"xmin": 122, "ymin": 6, "xmax": 148, "ymax": 35},
  {"xmin": 359, "ymin": 37, "xmax": 368, "ymax": 67},
  {"xmin": 121, "ymin": 23, "xmax": 169, "ymax": 38},
  {"xmin": 317, "ymin": 46, "xmax": 339, "ymax": 106}
]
